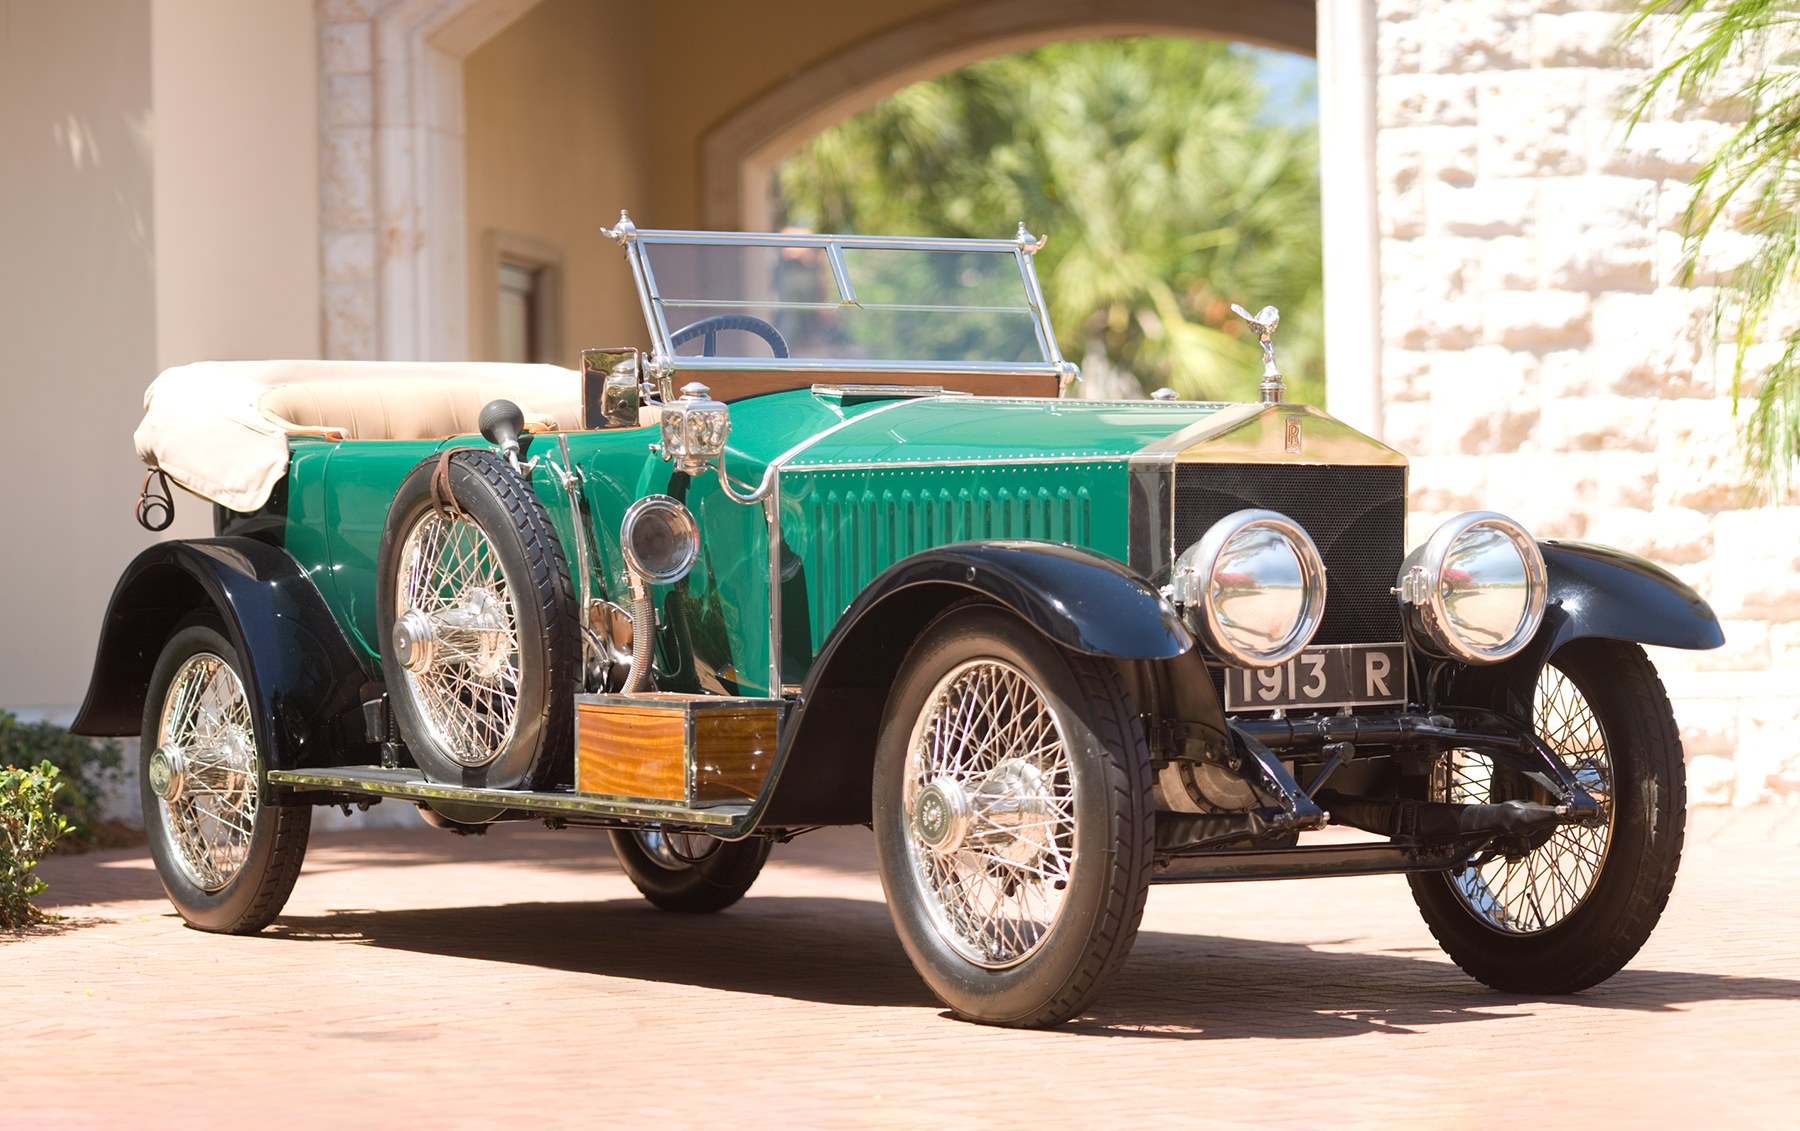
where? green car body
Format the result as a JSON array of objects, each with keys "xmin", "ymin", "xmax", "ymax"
[{"xmin": 71, "ymin": 220, "xmax": 1727, "ymax": 1028}]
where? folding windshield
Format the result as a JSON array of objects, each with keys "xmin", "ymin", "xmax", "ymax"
[{"xmin": 610, "ymin": 223, "xmax": 1066, "ymax": 375}]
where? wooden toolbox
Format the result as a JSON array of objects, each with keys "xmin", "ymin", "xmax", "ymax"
[{"xmin": 574, "ymin": 693, "xmax": 786, "ymax": 806}]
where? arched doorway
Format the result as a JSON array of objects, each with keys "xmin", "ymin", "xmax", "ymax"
[
  {"xmin": 325, "ymin": 0, "xmax": 1375, "ymax": 434},
  {"xmin": 698, "ymin": 0, "xmax": 1315, "ymax": 232}
]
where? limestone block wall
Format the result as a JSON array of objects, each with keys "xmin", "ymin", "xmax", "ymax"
[{"xmin": 1376, "ymin": 0, "xmax": 1800, "ymax": 804}]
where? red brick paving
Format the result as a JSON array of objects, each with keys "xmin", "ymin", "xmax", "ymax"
[{"xmin": 6, "ymin": 806, "xmax": 1799, "ymax": 1129}]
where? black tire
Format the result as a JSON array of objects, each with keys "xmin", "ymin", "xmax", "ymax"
[
  {"xmin": 872, "ymin": 606, "xmax": 1154, "ymax": 1027},
  {"xmin": 1409, "ymin": 639, "xmax": 1686, "ymax": 993},
  {"xmin": 608, "ymin": 829, "xmax": 771, "ymax": 913},
  {"xmin": 377, "ymin": 450, "xmax": 578, "ymax": 791},
  {"xmin": 141, "ymin": 621, "xmax": 311, "ymax": 934}
]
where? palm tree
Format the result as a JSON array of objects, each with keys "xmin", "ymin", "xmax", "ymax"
[
  {"xmin": 1628, "ymin": 0, "xmax": 1800, "ymax": 499},
  {"xmin": 777, "ymin": 38, "xmax": 1323, "ymax": 403}
]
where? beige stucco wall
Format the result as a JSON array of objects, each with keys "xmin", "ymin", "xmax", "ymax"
[
  {"xmin": 0, "ymin": 0, "xmax": 158, "ymax": 713},
  {"xmin": 463, "ymin": 0, "xmax": 651, "ymax": 360},
  {"xmin": 152, "ymin": 0, "xmax": 321, "ymax": 540},
  {"xmin": 0, "ymin": 0, "xmax": 319, "ymax": 713}
]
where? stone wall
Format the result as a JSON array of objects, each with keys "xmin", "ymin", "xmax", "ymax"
[{"xmin": 1376, "ymin": 0, "xmax": 1800, "ymax": 804}]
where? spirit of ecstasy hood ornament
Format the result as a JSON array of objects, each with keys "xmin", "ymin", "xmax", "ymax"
[{"xmin": 1230, "ymin": 303, "xmax": 1284, "ymax": 405}]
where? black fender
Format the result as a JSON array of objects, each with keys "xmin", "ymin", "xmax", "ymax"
[
  {"xmin": 756, "ymin": 541, "xmax": 1194, "ymax": 825},
  {"xmin": 1537, "ymin": 540, "xmax": 1723, "ymax": 652},
  {"xmin": 1448, "ymin": 540, "xmax": 1723, "ymax": 712},
  {"xmin": 68, "ymin": 538, "xmax": 378, "ymax": 773},
  {"xmin": 837, "ymin": 540, "xmax": 1195, "ymax": 661}
]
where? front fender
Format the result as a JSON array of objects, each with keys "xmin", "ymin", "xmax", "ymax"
[
  {"xmin": 1537, "ymin": 540, "xmax": 1723, "ymax": 654},
  {"xmin": 68, "ymin": 539, "xmax": 377, "ymax": 772},
  {"xmin": 754, "ymin": 541, "xmax": 1192, "ymax": 826},
  {"xmin": 840, "ymin": 540, "xmax": 1194, "ymax": 661},
  {"xmin": 1447, "ymin": 540, "xmax": 1722, "ymax": 713}
]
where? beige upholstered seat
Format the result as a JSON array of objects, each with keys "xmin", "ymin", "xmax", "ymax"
[
  {"xmin": 136, "ymin": 359, "xmax": 582, "ymax": 512},
  {"xmin": 257, "ymin": 378, "xmax": 571, "ymax": 442}
]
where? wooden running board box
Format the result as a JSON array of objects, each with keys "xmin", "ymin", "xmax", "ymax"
[{"xmin": 575, "ymin": 693, "xmax": 785, "ymax": 806}]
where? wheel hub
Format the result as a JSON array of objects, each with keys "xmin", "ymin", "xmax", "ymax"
[
  {"xmin": 147, "ymin": 744, "xmax": 185, "ymax": 801},
  {"xmin": 914, "ymin": 777, "xmax": 973, "ymax": 853},
  {"xmin": 393, "ymin": 608, "xmax": 438, "ymax": 672}
]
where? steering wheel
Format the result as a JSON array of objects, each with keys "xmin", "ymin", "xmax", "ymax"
[{"xmin": 670, "ymin": 314, "xmax": 790, "ymax": 358}]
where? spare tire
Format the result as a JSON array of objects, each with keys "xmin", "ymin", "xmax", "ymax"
[{"xmin": 376, "ymin": 449, "xmax": 578, "ymax": 790}]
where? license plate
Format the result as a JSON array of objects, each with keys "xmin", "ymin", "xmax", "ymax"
[{"xmin": 1224, "ymin": 643, "xmax": 1407, "ymax": 712}]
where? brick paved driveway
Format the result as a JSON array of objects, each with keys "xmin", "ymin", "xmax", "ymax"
[{"xmin": 7, "ymin": 807, "xmax": 1799, "ymax": 1129}]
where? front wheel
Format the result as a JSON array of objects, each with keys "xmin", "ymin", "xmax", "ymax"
[
  {"xmin": 1409, "ymin": 638, "xmax": 1686, "ymax": 993},
  {"xmin": 873, "ymin": 607, "xmax": 1154, "ymax": 1028},
  {"xmin": 608, "ymin": 828, "xmax": 771, "ymax": 913},
  {"xmin": 141, "ymin": 621, "xmax": 311, "ymax": 933}
]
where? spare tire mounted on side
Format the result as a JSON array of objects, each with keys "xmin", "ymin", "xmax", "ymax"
[{"xmin": 376, "ymin": 449, "xmax": 578, "ymax": 791}]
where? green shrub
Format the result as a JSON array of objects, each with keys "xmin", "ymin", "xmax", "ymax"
[
  {"xmin": 0, "ymin": 711, "xmax": 123, "ymax": 843},
  {"xmin": 1, "ymin": 761, "xmax": 70, "ymax": 927}
]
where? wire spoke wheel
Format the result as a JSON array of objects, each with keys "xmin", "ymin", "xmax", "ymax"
[
  {"xmin": 377, "ymin": 450, "xmax": 577, "ymax": 792},
  {"xmin": 874, "ymin": 608, "xmax": 1152, "ymax": 1028},
  {"xmin": 140, "ymin": 621, "xmax": 310, "ymax": 934},
  {"xmin": 395, "ymin": 510, "xmax": 523, "ymax": 768},
  {"xmin": 1446, "ymin": 665, "xmax": 1614, "ymax": 934},
  {"xmin": 154, "ymin": 653, "xmax": 260, "ymax": 891},
  {"xmin": 1408, "ymin": 638, "xmax": 1686, "ymax": 995},
  {"xmin": 609, "ymin": 827, "xmax": 770, "ymax": 913},
  {"xmin": 903, "ymin": 659, "xmax": 1076, "ymax": 968}
]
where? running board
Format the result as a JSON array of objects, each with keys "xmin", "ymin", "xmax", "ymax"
[
  {"xmin": 1153, "ymin": 841, "xmax": 1469, "ymax": 883},
  {"xmin": 268, "ymin": 766, "xmax": 748, "ymax": 828}
]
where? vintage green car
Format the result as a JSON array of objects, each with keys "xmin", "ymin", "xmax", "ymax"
[{"xmin": 73, "ymin": 216, "xmax": 1723, "ymax": 1027}]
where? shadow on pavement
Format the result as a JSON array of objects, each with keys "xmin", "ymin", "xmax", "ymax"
[{"xmin": 259, "ymin": 894, "xmax": 1800, "ymax": 1037}]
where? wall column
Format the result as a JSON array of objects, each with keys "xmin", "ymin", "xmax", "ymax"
[{"xmin": 1316, "ymin": 0, "xmax": 1383, "ymax": 435}]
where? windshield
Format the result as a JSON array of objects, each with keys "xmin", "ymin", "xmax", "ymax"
[{"xmin": 624, "ymin": 231, "xmax": 1060, "ymax": 372}]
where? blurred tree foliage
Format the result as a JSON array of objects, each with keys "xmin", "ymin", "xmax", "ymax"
[
  {"xmin": 777, "ymin": 38, "xmax": 1323, "ymax": 403},
  {"xmin": 1628, "ymin": 0, "xmax": 1800, "ymax": 500}
]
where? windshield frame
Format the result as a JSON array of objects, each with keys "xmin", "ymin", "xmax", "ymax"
[{"xmin": 608, "ymin": 221, "xmax": 1070, "ymax": 378}]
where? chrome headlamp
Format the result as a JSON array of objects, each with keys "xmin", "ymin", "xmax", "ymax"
[
  {"xmin": 620, "ymin": 495, "xmax": 699, "ymax": 589},
  {"xmin": 1397, "ymin": 511, "xmax": 1547, "ymax": 664},
  {"xmin": 1173, "ymin": 509, "xmax": 1326, "ymax": 668},
  {"xmin": 659, "ymin": 382, "xmax": 730, "ymax": 476}
]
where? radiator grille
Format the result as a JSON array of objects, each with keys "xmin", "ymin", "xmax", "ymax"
[{"xmin": 1172, "ymin": 464, "xmax": 1406, "ymax": 646}]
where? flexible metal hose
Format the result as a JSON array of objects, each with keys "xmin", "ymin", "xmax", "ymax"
[{"xmin": 623, "ymin": 586, "xmax": 655, "ymax": 693}]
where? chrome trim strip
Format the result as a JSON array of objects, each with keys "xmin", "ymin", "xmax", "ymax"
[
  {"xmin": 766, "ymin": 486, "xmax": 782, "ymax": 695},
  {"xmin": 780, "ymin": 455, "xmax": 1126, "ymax": 472},
  {"xmin": 268, "ymin": 767, "xmax": 744, "ymax": 827},
  {"xmin": 664, "ymin": 357, "xmax": 1064, "ymax": 376},
  {"xmin": 635, "ymin": 229, "xmax": 1040, "ymax": 253},
  {"xmin": 754, "ymin": 397, "xmax": 920, "ymax": 694},
  {"xmin": 825, "ymin": 243, "xmax": 857, "ymax": 305}
]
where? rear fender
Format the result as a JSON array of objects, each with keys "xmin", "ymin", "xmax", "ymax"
[{"xmin": 69, "ymin": 539, "xmax": 378, "ymax": 772}]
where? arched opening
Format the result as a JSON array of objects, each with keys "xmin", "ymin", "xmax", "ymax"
[
  {"xmin": 700, "ymin": 0, "xmax": 1315, "ymax": 233},
  {"xmin": 764, "ymin": 36, "xmax": 1325, "ymax": 404}
]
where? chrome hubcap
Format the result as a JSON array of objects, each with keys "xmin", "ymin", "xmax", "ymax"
[
  {"xmin": 147, "ymin": 744, "xmax": 183, "ymax": 801},
  {"xmin": 913, "ymin": 778, "xmax": 972, "ymax": 852},
  {"xmin": 154, "ymin": 653, "xmax": 260, "ymax": 892},
  {"xmin": 903, "ymin": 659, "xmax": 1076, "ymax": 969}
]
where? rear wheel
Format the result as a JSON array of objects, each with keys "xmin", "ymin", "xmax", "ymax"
[
  {"xmin": 1409, "ymin": 639, "xmax": 1686, "ymax": 993},
  {"xmin": 141, "ymin": 621, "xmax": 310, "ymax": 933},
  {"xmin": 608, "ymin": 828, "xmax": 771, "ymax": 912},
  {"xmin": 873, "ymin": 607, "xmax": 1153, "ymax": 1027}
]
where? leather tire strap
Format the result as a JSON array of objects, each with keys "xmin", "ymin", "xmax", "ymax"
[{"xmin": 430, "ymin": 449, "xmax": 464, "ymax": 522}]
